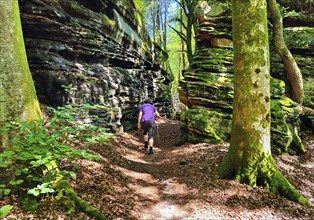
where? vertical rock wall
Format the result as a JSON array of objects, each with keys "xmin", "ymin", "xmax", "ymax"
[
  {"xmin": 178, "ymin": 2, "xmax": 313, "ymax": 154},
  {"xmin": 19, "ymin": 0, "xmax": 172, "ymax": 131}
]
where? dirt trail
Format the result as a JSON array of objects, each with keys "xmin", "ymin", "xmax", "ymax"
[
  {"xmin": 107, "ymin": 118, "xmax": 314, "ymax": 220},
  {"xmin": 114, "ymin": 118, "xmax": 225, "ymax": 219},
  {"xmin": 2, "ymin": 118, "xmax": 313, "ymax": 219}
]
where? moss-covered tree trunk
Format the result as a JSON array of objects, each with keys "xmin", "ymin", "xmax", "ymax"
[
  {"xmin": 0, "ymin": 0, "xmax": 42, "ymax": 133},
  {"xmin": 0, "ymin": 0, "xmax": 42, "ymax": 199},
  {"xmin": 218, "ymin": 0, "xmax": 308, "ymax": 205},
  {"xmin": 267, "ymin": 0, "xmax": 304, "ymax": 104}
]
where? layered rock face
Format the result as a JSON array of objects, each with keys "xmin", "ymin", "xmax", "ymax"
[
  {"xmin": 178, "ymin": 2, "xmax": 313, "ymax": 154},
  {"xmin": 19, "ymin": 0, "xmax": 172, "ymax": 131}
]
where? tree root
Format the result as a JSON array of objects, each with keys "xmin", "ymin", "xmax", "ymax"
[
  {"xmin": 259, "ymin": 153, "xmax": 309, "ymax": 206},
  {"xmin": 55, "ymin": 180, "xmax": 107, "ymax": 220},
  {"xmin": 219, "ymin": 149, "xmax": 310, "ymax": 206}
]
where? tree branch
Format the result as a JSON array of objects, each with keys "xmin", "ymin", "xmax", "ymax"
[
  {"xmin": 175, "ymin": 18, "xmax": 187, "ymax": 30},
  {"xmin": 168, "ymin": 25, "xmax": 188, "ymax": 44},
  {"xmin": 267, "ymin": 0, "xmax": 304, "ymax": 104},
  {"xmin": 174, "ymin": 0, "xmax": 188, "ymax": 17}
]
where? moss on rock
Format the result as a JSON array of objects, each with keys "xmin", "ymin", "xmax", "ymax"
[
  {"xmin": 20, "ymin": 194, "xmax": 38, "ymax": 212},
  {"xmin": 55, "ymin": 180, "xmax": 107, "ymax": 220},
  {"xmin": 271, "ymin": 97, "xmax": 305, "ymax": 154},
  {"xmin": 270, "ymin": 77, "xmax": 285, "ymax": 98},
  {"xmin": 176, "ymin": 108, "xmax": 232, "ymax": 145}
]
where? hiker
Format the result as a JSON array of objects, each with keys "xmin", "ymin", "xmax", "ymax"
[{"xmin": 137, "ymin": 97, "xmax": 160, "ymax": 155}]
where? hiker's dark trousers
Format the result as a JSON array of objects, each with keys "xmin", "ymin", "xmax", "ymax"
[{"xmin": 141, "ymin": 121, "xmax": 155, "ymax": 140}]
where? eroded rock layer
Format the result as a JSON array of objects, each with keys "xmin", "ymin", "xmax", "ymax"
[
  {"xmin": 178, "ymin": 2, "xmax": 313, "ymax": 154},
  {"xmin": 19, "ymin": 0, "xmax": 172, "ymax": 131}
]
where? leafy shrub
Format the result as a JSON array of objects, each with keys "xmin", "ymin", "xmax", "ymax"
[{"xmin": 0, "ymin": 104, "xmax": 114, "ymax": 198}]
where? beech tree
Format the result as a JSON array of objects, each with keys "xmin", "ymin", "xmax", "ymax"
[
  {"xmin": 0, "ymin": 3, "xmax": 109, "ymax": 218},
  {"xmin": 267, "ymin": 0, "xmax": 304, "ymax": 104},
  {"xmin": 0, "ymin": 0, "xmax": 42, "ymax": 147},
  {"xmin": 169, "ymin": 0, "xmax": 198, "ymax": 64},
  {"xmin": 218, "ymin": 0, "xmax": 308, "ymax": 205}
]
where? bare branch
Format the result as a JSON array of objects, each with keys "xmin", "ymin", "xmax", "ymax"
[{"xmin": 168, "ymin": 25, "xmax": 188, "ymax": 44}]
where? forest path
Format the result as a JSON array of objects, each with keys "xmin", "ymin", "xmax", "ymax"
[
  {"xmin": 115, "ymin": 118, "xmax": 216, "ymax": 219},
  {"xmin": 2, "ymin": 120, "xmax": 313, "ymax": 219},
  {"xmin": 105, "ymin": 118, "xmax": 314, "ymax": 220}
]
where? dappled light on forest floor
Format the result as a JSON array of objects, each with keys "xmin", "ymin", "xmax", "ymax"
[
  {"xmin": 92, "ymin": 118, "xmax": 313, "ymax": 219},
  {"xmin": 2, "ymin": 119, "xmax": 313, "ymax": 219}
]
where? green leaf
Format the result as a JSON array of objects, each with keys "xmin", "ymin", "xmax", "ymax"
[
  {"xmin": 1, "ymin": 151, "xmax": 15, "ymax": 158},
  {"xmin": 73, "ymin": 165, "xmax": 80, "ymax": 169},
  {"xmin": 22, "ymin": 168, "xmax": 29, "ymax": 174},
  {"xmin": 30, "ymin": 160, "xmax": 42, "ymax": 167},
  {"xmin": 4, "ymin": 189, "xmax": 11, "ymax": 195},
  {"xmin": 37, "ymin": 182, "xmax": 49, "ymax": 190},
  {"xmin": 0, "ymin": 205, "xmax": 13, "ymax": 218},
  {"xmin": 46, "ymin": 138, "xmax": 56, "ymax": 145},
  {"xmin": 15, "ymin": 180, "xmax": 24, "ymax": 185},
  {"xmin": 0, "ymin": 162, "xmax": 10, "ymax": 168},
  {"xmin": 56, "ymin": 190, "xmax": 63, "ymax": 200},
  {"xmin": 69, "ymin": 171, "xmax": 77, "ymax": 178},
  {"xmin": 9, "ymin": 180, "xmax": 24, "ymax": 185},
  {"xmin": 19, "ymin": 152, "xmax": 36, "ymax": 160},
  {"xmin": 27, "ymin": 189, "xmax": 40, "ymax": 196},
  {"xmin": 40, "ymin": 188, "xmax": 54, "ymax": 194},
  {"xmin": 81, "ymin": 150, "xmax": 87, "ymax": 156},
  {"xmin": 42, "ymin": 156, "xmax": 52, "ymax": 164},
  {"xmin": 9, "ymin": 181, "xmax": 17, "ymax": 185}
]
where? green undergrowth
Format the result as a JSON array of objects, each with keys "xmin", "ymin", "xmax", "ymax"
[{"xmin": 0, "ymin": 104, "xmax": 114, "ymax": 218}]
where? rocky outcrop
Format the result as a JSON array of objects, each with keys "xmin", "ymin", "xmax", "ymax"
[
  {"xmin": 271, "ymin": 26, "xmax": 314, "ymax": 129},
  {"xmin": 19, "ymin": 0, "xmax": 172, "ymax": 131},
  {"xmin": 178, "ymin": 2, "xmax": 313, "ymax": 154}
]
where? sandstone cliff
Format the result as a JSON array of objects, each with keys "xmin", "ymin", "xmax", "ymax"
[
  {"xmin": 19, "ymin": 0, "xmax": 172, "ymax": 131},
  {"xmin": 178, "ymin": 2, "xmax": 313, "ymax": 154}
]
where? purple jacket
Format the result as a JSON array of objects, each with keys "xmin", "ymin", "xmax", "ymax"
[{"xmin": 140, "ymin": 104, "xmax": 156, "ymax": 122}]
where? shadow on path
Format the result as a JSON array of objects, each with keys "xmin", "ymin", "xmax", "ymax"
[{"xmin": 98, "ymin": 118, "xmax": 314, "ymax": 220}]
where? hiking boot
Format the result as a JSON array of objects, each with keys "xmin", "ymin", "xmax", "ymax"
[
  {"xmin": 148, "ymin": 147, "xmax": 154, "ymax": 155},
  {"xmin": 144, "ymin": 142, "xmax": 148, "ymax": 149}
]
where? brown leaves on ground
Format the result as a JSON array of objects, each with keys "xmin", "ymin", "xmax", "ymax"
[{"xmin": 2, "ymin": 118, "xmax": 314, "ymax": 219}]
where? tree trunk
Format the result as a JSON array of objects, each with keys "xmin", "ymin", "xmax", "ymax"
[
  {"xmin": 267, "ymin": 0, "xmax": 304, "ymax": 104},
  {"xmin": 162, "ymin": 0, "xmax": 167, "ymax": 50},
  {"xmin": 0, "ymin": 0, "xmax": 42, "ymax": 147},
  {"xmin": 185, "ymin": 0, "xmax": 197, "ymax": 64},
  {"xmin": 218, "ymin": 0, "xmax": 308, "ymax": 205},
  {"xmin": 179, "ymin": 4, "xmax": 185, "ymax": 80},
  {"xmin": 156, "ymin": 0, "xmax": 162, "ymax": 46}
]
